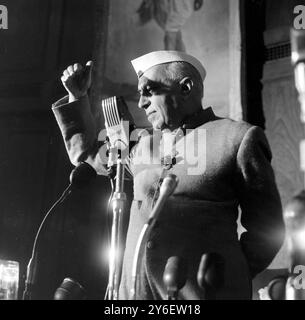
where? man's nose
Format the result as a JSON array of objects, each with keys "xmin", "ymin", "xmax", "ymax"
[{"xmin": 138, "ymin": 95, "xmax": 150, "ymax": 109}]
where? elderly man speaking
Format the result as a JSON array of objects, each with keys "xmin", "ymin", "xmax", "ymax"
[{"xmin": 52, "ymin": 50, "xmax": 285, "ymax": 300}]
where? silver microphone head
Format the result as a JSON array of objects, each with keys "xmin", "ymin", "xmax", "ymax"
[
  {"xmin": 54, "ymin": 278, "xmax": 85, "ymax": 300},
  {"xmin": 163, "ymin": 256, "xmax": 188, "ymax": 295},
  {"xmin": 101, "ymin": 96, "xmax": 133, "ymax": 126},
  {"xmin": 283, "ymin": 191, "xmax": 305, "ymax": 267},
  {"xmin": 101, "ymin": 96, "xmax": 136, "ymax": 150}
]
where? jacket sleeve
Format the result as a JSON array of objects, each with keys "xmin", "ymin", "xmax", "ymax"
[
  {"xmin": 236, "ymin": 126, "xmax": 285, "ymax": 279},
  {"xmin": 52, "ymin": 95, "xmax": 134, "ymax": 178}
]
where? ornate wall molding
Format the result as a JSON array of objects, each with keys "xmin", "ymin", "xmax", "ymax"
[
  {"xmin": 229, "ymin": 0, "xmax": 243, "ymax": 121},
  {"xmin": 262, "ymin": 57, "xmax": 303, "ymax": 268}
]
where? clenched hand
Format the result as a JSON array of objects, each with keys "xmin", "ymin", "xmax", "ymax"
[{"xmin": 61, "ymin": 60, "xmax": 93, "ymax": 102}]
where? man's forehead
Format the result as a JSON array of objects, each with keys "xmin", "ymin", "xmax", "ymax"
[
  {"xmin": 137, "ymin": 76, "xmax": 158, "ymax": 91},
  {"xmin": 137, "ymin": 76, "xmax": 150, "ymax": 90},
  {"xmin": 137, "ymin": 65, "xmax": 168, "ymax": 89}
]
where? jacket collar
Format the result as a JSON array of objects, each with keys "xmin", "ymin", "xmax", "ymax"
[{"xmin": 182, "ymin": 107, "xmax": 218, "ymax": 130}]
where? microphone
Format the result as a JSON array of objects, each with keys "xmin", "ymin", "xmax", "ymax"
[
  {"xmin": 283, "ymin": 190, "xmax": 305, "ymax": 268},
  {"xmin": 101, "ymin": 96, "xmax": 137, "ymax": 167},
  {"xmin": 163, "ymin": 256, "xmax": 188, "ymax": 300},
  {"xmin": 54, "ymin": 278, "xmax": 86, "ymax": 300},
  {"xmin": 147, "ymin": 174, "xmax": 179, "ymax": 225},
  {"xmin": 101, "ymin": 97, "xmax": 136, "ymax": 299},
  {"xmin": 130, "ymin": 174, "xmax": 178, "ymax": 299},
  {"xmin": 23, "ymin": 162, "xmax": 96, "ymax": 300},
  {"xmin": 265, "ymin": 275, "xmax": 287, "ymax": 300},
  {"xmin": 197, "ymin": 253, "xmax": 225, "ymax": 300},
  {"xmin": 69, "ymin": 161, "xmax": 97, "ymax": 188},
  {"xmin": 283, "ymin": 191, "xmax": 305, "ymax": 300},
  {"xmin": 291, "ymin": 29, "xmax": 305, "ymax": 121},
  {"xmin": 60, "ymin": 162, "xmax": 97, "ymax": 199}
]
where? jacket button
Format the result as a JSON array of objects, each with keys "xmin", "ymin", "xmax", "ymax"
[{"xmin": 147, "ymin": 240, "xmax": 155, "ymax": 249}]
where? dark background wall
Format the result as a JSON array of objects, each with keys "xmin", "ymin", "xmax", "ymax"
[{"xmin": 0, "ymin": 0, "xmax": 119, "ymax": 299}]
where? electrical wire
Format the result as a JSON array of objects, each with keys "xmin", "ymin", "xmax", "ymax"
[
  {"xmin": 23, "ymin": 183, "xmax": 72, "ymax": 300},
  {"xmin": 30, "ymin": 184, "xmax": 72, "ymax": 260}
]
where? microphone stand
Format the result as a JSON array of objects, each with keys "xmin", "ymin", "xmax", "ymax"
[
  {"xmin": 130, "ymin": 222, "xmax": 150, "ymax": 300},
  {"xmin": 107, "ymin": 157, "xmax": 126, "ymax": 300},
  {"xmin": 281, "ymin": 29, "xmax": 305, "ymax": 300}
]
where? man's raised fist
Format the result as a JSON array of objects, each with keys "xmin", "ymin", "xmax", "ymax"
[{"xmin": 61, "ymin": 60, "xmax": 93, "ymax": 102}]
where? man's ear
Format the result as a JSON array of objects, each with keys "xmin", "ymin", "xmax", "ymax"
[{"xmin": 179, "ymin": 77, "xmax": 193, "ymax": 96}]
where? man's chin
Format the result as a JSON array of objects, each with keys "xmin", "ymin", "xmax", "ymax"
[
  {"xmin": 152, "ymin": 121, "xmax": 177, "ymax": 131},
  {"xmin": 150, "ymin": 120, "xmax": 163, "ymax": 131}
]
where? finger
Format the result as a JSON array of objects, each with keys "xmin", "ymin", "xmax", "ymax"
[
  {"xmin": 86, "ymin": 60, "xmax": 93, "ymax": 67},
  {"xmin": 67, "ymin": 65, "xmax": 74, "ymax": 75},
  {"xmin": 61, "ymin": 75, "xmax": 68, "ymax": 82},
  {"xmin": 63, "ymin": 70, "xmax": 70, "ymax": 78},
  {"xmin": 73, "ymin": 63, "xmax": 83, "ymax": 72}
]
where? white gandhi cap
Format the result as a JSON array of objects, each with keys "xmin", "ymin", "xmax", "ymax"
[{"xmin": 131, "ymin": 50, "xmax": 206, "ymax": 82}]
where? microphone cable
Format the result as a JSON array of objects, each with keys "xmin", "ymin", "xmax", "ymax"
[
  {"xmin": 23, "ymin": 183, "xmax": 72, "ymax": 300},
  {"xmin": 23, "ymin": 162, "xmax": 97, "ymax": 300}
]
